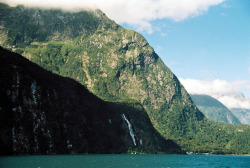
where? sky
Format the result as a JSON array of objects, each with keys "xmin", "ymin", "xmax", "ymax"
[
  {"xmin": 119, "ymin": 0, "xmax": 250, "ymax": 109},
  {"xmin": 119, "ymin": 0, "xmax": 250, "ymax": 97},
  {"xmin": 1, "ymin": 0, "xmax": 250, "ymax": 109}
]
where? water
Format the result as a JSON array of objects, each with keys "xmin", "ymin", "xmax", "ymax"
[{"xmin": 0, "ymin": 154, "xmax": 249, "ymax": 168}]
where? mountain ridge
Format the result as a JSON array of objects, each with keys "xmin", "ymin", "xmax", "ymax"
[
  {"xmin": 190, "ymin": 94, "xmax": 241, "ymax": 125},
  {"xmin": 0, "ymin": 3, "xmax": 249, "ymax": 154},
  {"xmin": 230, "ymin": 108, "xmax": 250, "ymax": 125}
]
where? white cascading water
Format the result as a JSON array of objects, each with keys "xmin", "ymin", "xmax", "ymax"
[{"xmin": 122, "ymin": 114, "xmax": 136, "ymax": 146}]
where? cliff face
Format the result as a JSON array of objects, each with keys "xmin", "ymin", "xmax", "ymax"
[
  {"xmin": 0, "ymin": 3, "xmax": 204, "ymax": 141},
  {"xmin": 0, "ymin": 4, "xmax": 250, "ymax": 154},
  {"xmin": 0, "ymin": 47, "xmax": 181, "ymax": 155}
]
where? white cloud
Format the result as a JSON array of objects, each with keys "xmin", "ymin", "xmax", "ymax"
[
  {"xmin": 180, "ymin": 78, "xmax": 250, "ymax": 109},
  {"xmin": 217, "ymin": 95, "xmax": 250, "ymax": 109},
  {"xmin": 179, "ymin": 78, "xmax": 234, "ymax": 96},
  {"xmin": 0, "ymin": 0, "xmax": 225, "ymax": 33}
]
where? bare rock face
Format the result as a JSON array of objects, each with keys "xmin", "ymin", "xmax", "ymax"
[{"xmin": 0, "ymin": 46, "xmax": 182, "ymax": 155}]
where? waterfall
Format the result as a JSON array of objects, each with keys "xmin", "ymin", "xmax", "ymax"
[
  {"xmin": 31, "ymin": 81, "xmax": 37, "ymax": 104},
  {"xmin": 122, "ymin": 114, "xmax": 136, "ymax": 146}
]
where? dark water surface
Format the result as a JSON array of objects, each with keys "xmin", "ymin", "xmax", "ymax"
[{"xmin": 0, "ymin": 154, "xmax": 249, "ymax": 168}]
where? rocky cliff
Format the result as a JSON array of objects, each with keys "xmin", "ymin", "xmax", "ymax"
[
  {"xmin": 0, "ymin": 3, "xmax": 249, "ymax": 154},
  {"xmin": 0, "ymin": 2, "xmax": 204, "ymax": 143},
  {"xmin": 0, "ymin": 46, "xmax": 182, "ymax": 155}
]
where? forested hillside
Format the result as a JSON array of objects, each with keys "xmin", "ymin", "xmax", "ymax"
[
  {"xmin": 0, "ymin": 3, "xmax": 249, "ymax": 154},
  {"xmin": 0, "ymin": 46, "xmax": 182, "ymax": 155}
]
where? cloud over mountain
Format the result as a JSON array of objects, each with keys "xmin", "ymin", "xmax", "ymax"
[
  {"xmin": 180, "ymin": 78, "xmax": 250, "ymax": 109},
  {"xmin": 1, "ymin": 0, "xmax": 225, "ymax": 33}
]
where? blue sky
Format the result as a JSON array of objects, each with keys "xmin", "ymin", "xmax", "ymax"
[
  {"xmin": 138, "ymin": 0, "xmax": 250, "ymax": 80},
  {"xmin": 120, "ymin": 0, "xmax": 250, "ymax": 98},
  {"xmin": 2, "ymin": 0, "xmax": 250, "ymax": 107}
]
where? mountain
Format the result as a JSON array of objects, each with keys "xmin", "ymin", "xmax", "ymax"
[
  {"xmin": 0, "ymin": 46, "xmax": 182, "ymax": 155},
  {"xmin": 0, "ymin": 3, "xmax": 250, "ymax": 154},
  {"xmin": 0, "ymin": 2, "xmax": 206, "ymax": 148},
  {"xmin": 230, "ymin": 108, "xmax": 250, "ymax": 125},
  {"xmin": 209, "ymin": 93, "xmax": 250, "ymax": 125},
  {"xmin": 215, "ymin": 93, "xmax": 250, "ymax": 125},
  {"xmin": 190, "ymin": 94, "xmax": 241, "ymax": 125}
]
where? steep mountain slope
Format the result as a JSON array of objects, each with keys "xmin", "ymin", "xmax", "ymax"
[
  {"xmin": 0, "ymin": 46, "xmax": 182, "ymax": 155},
  {"xmin": 230, "ymin": 108, "xmax": 250, "ymax": 125},
  {"xmin": 216, "ymin": 93, "xmax": 250, "ymax": 125},
  {"xmin": 0, "ymin": 2, "xmax": 204, "ymax": 144},
  {"xmin": 0, "ymin": 4, "xmax": 249, "ymax": 154},
  {"xmin": 190, "ymin": 94, "xmax": 241, "ymax": 125}
]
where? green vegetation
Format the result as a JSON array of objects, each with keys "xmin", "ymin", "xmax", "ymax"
[
  {"xmin": 0, "ymin": 46, "xmax": 182, "ymax": 154},
  {"xmin": 179, "ymin": 120, "xmax": 250, "ymax": 154},
  {"xmin": 22, "ymin": 42, "xmax": 86, "ymax": 82},
  {"xmin": 0, "ymin": 3, "xmax": 249, "ymax": 154}
]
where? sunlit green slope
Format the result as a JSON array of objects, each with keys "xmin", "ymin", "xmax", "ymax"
[{"xmin": 0, "ymin": 3, "xmax": 249, "ymax": 154}]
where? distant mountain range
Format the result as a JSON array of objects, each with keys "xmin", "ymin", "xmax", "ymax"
[
  {"xmin": 190, "ymin": 94, "xmax": 241, "ymax": 125},
  {"xmin": 216, "ymin": 93, "xmax": 250, "ymax": 125},
  {"xmin": 0, "ymin": 3, "xmax": 249, "ymax": 154},
  {"xmin": 195, "ymin": 92, "xmax": 250, "ymax": 125},
  {"xmin": 190, "ymin": 93, "xmax": 250, "ymax": 126},
  {"xmin": 230, "ymin": 108, "xmax": 250, "ymax": 125}
]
